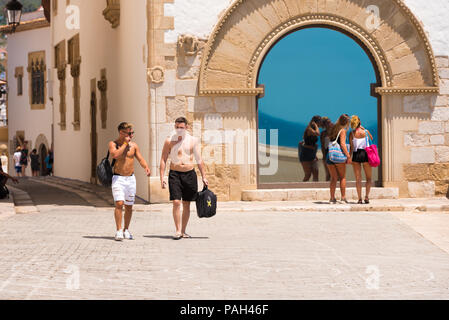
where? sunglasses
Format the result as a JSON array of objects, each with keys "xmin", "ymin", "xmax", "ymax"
[{"xmin": 121, "ymin": 131, "xmax": 135, "ymax": 136}]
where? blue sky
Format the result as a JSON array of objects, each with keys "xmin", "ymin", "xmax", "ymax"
[{"xmin": 258, "ymin": 27, "xmax": 378, "ymax": 148}]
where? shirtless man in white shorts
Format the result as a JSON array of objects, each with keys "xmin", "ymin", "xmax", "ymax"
[
  {"xmin": 109, "ymin": 122, "xmax": 151, "ymax": 241},
  {"xmin": 160, "ymin": 117, "xmax": 208, "ymax": 240}
]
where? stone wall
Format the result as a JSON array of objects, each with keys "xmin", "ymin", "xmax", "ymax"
[{"xmin": 403, "ymin": 56, "xmax": 449, "ymax": 197}]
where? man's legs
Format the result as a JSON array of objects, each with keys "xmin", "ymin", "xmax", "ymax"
[
  {"xmin": 172, "ymin": 200, "xmax": 182, "ymax": 236},
  {"xmin": 181, "ymin": 201, "xmax": 191, "ymax": 236},
  {"xmin": 124, "ymin": 205, "xmax": 133, "ymax": 230},
  {"xmin": 114, "ymin": 201, "xmax": 125, "ymax": 231}
]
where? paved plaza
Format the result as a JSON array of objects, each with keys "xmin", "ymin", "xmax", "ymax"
[{"xmin": 1, "ymin": 178, "xmax": 449, "ymax": 300}]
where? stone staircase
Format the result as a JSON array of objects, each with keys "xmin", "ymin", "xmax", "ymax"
[{"xmin": 242, "ymin": 187, "xmax": 399, "ymax": 201}]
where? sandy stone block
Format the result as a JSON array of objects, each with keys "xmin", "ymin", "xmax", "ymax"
[
  {"xmin": 187, "ymin": 97, "xmax": 214, "ymax": 113},
  {"xmin": 242, "ymin": 190, "xmax": 288, "ymax": 201},
  {"xmin": 430, "ymin": 164, "xmax": 449, "ymax": 181},
  {"xmin": 411, "ymin": 147, "xmax": 435, "ymax": 164},
  {"xmin": 175, "ymin": 79, "xmax": 198, "ymax": 96},
  {"xmin": 431, "ymin": 107, "xmax": 449, "ymax": 121},
  {"xmin": 431, "ymin": 95, "xmax": 448, "ymax": 107},
  {"xmin": 166, "ymin": 96, "xmax": 186, "ymax": 122},
  {"xmin": 160, "ymin": 69, "xmax": 176, "ymax": 97},
  {"xmin": 438, "ymin": 68, "xmax": 449, "ymax": 80},
  {"xmin": 204, "ymin": 114, "xmax": 223, "ymax": 130},
  {"xmin": 404, "ymin": 96, "xmax": 430, "ymax": 113},
  {"xmin": 440, "ymin": 79, "xmax": 449, "ymax": 95},
  {"xmin": 229, "ymin": 184, "xmax": 242, "ymax": 201},
  {"xmin": 149, "ymin": 177, "xmax": 170, "ymax": 204},
  {"xmin": 215, "ymin": 97, "xmax": 239, "ymax": 113},
  {"xmin": 404, "ymin": 133, "xmax": 429, "ymax": 147},
  {"xmin": 155, "ymin": 94, "xmax": 167, "ymax": 123},
  {"xmin": 436, "ymin": 146, "xmax": 449, "ymax": 163},
  {"xmin": 408, "ymin": 181, "xmax": 435, "ymax": 198},
  {"xmin": 418, "ymin": 121, "xmax": 444, "ymax": 134},
  {"xmin": 435, "ymin": 56, "xmax": 449, "ymax": 68},
  {"xmin": 177, "ymin": 66, "xmax": 200, "ymax": 80},
  {"xmin": 430, "ymin": 135, "xmax": 445, "ymax": 145},
  {"xmin": 203, "ymin": 130, "xmax": 224, "ymax": 145}
]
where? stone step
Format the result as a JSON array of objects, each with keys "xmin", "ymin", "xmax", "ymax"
[{"xmin": 242, "ymin": 188, "xmax": 399, "ymax": 201}]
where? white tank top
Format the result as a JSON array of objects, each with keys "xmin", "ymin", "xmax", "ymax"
[
  {"xmin": 353, "ymin": 137, "xmax": 367, "ymax": 151},
  {"xmin": 169, "ymin": 132, "xmax": 195, "ymax": 165}
]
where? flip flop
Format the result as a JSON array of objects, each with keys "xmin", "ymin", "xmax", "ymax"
[
  {"xmin": 182, "ymin": 233, "xmax": 192, "ymax": 239},
  {"xmin": 173, "ymin": 233, "xmax": 182, "ymax": 240}
]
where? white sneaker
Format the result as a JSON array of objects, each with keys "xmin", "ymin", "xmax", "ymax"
[
  {"xmin": 115, "ymin": 230, "xmax": 124, "ymax": 241},
  {"xmin": 124, "ymin": 229, "xmax": 134, "ymax": 240}
]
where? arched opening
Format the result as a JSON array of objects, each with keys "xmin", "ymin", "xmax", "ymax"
[
  {"xmin": 39, "ymin": 143, "xmax": 48, "ymax": 176},
  {"xmin": 257, "ymin": 26, "xmax": 382, "ymax": 188}
]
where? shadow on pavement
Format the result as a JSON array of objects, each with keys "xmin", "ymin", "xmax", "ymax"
[
  {"xmin": 83, "ymin": 236, "xmax": 116, "ymax": 241},
  {"xmin": 144, "ymin": 235, "xmax": 210, "ymax": 240}
]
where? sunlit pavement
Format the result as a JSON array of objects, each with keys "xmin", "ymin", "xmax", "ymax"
[{"xmin": 1, "ymin": 178, "xmax": 449, "ymax": 299}]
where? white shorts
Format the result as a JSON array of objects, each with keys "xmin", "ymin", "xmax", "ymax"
[{"xmin": 112, "ymin": 175, "xmax": 137, "ymax": 206}]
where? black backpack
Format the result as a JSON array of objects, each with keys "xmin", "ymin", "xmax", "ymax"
[
  {"xmin": 195, "ymin": 186, "xmax": 217, "ymax": 218},
  {"xmin": 96, "ymin": 147, "xmax": 116, "ymax": 187},
  {"xmin": 0, "ymin": 185, "xmax": 9, "ymax": 200}
]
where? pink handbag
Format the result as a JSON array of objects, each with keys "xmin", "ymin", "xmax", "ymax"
[{"xmin": 365, "ymin": 132, "xmax": 380, "ymax": 168}]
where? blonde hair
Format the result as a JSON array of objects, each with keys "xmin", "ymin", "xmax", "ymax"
[
  {"xmin": 16, "ymin": 146, "xmax": 22, "ymax": 152},
  {"xmin": 350, "ymin": 115, "xmax": 361, "ymax": 130},
  {"xmin": 118, "ymin": 122, "xmax": 134, "ymax": 131}
]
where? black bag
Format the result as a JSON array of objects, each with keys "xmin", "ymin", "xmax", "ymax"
[
  {"xmin": 195, "ymin": 186, "xmax": 217, "ymax": 218},
  {"xmin": 96, "ymin": 149, "xmax": 116, "ymax": 187},
  {"xmin": 0, "ymin": 185, "xmax": 9, "ymax": 200}
]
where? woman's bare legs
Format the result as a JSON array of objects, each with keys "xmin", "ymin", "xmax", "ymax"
[
  {"xmin": 363, "ymin": 162, "xmax": 373, "ymax": 201},
  {"xmin": 352, "ymin": 162, "xmax": 362, "ymax": 201},
  {"xmin": 327, "ymin": 164, "xmax": 338, "ymax": 201},
  {"xmin": 335, "ymin": 163, "xmax": 347, "ymax": 200},
  {"xmin": 301, "ymin": 161, "xmax": 313, "ymax": 182}
]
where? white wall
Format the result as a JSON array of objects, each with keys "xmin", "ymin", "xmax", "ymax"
[
  {"xmin": 404, "ymin": 0, "xmax": 449, "ymax": 56},
  {"xmin": 164, "ymin": 0, "xmax": 449, "ymax": 56},
  {"xmin": 7, "ymin": 27, "xmax": 52, "ymax": 175},
  {"xmin": 52, "ymin": 0, "xmax": 149, "ymax": 200}
]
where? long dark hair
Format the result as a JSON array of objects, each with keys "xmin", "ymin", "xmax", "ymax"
[{"xmin": 329, "ymin": 114, "xmax": 350, "ymax": 141}]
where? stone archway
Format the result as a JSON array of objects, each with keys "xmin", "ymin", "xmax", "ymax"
[
  {"xmin": 199, "ymin": 0, "xmax": 439, "ymax": 95},
  {"xmin": 198, "ymin": 0, "xmax": 441, "ymax": 196},
  {"xmin": 35, "ymin": 134, "xmax": 50, "ymax": 176}
]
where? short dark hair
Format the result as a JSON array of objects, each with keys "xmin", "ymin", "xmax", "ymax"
[
  {"xmin": 32, "ymin": 149, "xmax": 37, "ymax": 153},
  {"xmin": 175, "ymin": 117, "xmax": 188, "ymax": 125},
  {"xmin": 118, "ymin": 122, "xmax": 133, "ymax": 131}
]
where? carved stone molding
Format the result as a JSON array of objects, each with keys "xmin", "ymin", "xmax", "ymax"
[
  {"xmin": 103, "ymin": 0, "xmax": 120, "ymax": 28},
  {"xmin": 178, "ymin": 34, "xmax": 200, "ymax": 56},
  {"xmin": 97, "ymin": 69, "xmax": 108, "ymax": 129},
  {"xmin": 148, "ymin": 66, "xmax": 165, "ymax": 84},
  {"xmin": 199, "ymin": 0, "xmax": 439, "ymax": 96}
]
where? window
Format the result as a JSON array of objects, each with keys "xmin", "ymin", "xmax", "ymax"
[
  {"xmin": 28, "ymin": 51, "xmax": 46, "ymax": 109},
  {"xmin": 15, "ymin": 66, "xmax": 24, "ymax": 96}
]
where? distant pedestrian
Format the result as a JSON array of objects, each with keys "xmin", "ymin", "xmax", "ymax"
[
  {"xmin": 299, "ymin": 115, "xmax": 321, "ymax": 182},
  {"xmin": 30, "ymin": 149, "xmax": 40, "ymax": 177},
  {"xmin": 326, "ymin": 114, "xmax": 351, "ymax": 203},
  {"xmin": 109, "ymin": 122, "xmax": 151, "ymax": 241},
  {"xmin": 45, "ymin": 150, "xmax": 53, "ymax": 176},
  {"xmin": 13, "ymin": 146, "xmax": 22, "ymax": 177},
  {"xmin": 20, "ymin": 142, "xmax": 29, "ymax": 177},
  {"xmin": 0, "ymin": 152, "xmax": 8, "ymax": 174},
  {"xmin": 350, "ymin": 115, "xmax": 374, "ymax": 204}
]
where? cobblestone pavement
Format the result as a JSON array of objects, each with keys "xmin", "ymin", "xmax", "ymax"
[{"xmin": 1, "ymin": 179, "xmax": 449, "ymax": 299}]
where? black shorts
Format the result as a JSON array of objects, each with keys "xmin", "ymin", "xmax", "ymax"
[
  {"xmin": 352, "ymin": 149, "xmax": 369, "ymax": 163},
  {"xmin": 299, "ymin": 145, "xmax": 317, "ymax": 162},
  {"xmin": 169, "ymin": 170, "xmax": 198, "ymax": 201}
]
